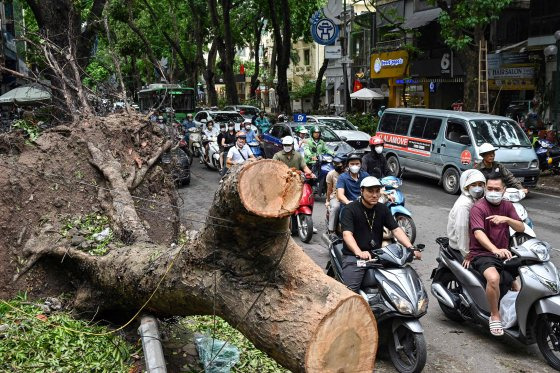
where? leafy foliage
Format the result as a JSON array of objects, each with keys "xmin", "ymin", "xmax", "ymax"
[
  {"xmin": 182, "ymin": 315, "xmax": 289, "ymax": 372},
  {"xmin": 292, "ymin": 80, "xmax": 325, "ymax": 100},
  {"xmin": 11, "ymin": 120, "xmax": 40, "ymax": 143},
  {"xmin": 0, "ymin": 294, "xmax": 136, "ymax": 372},
  {"xmin": 346, "ymin": 112, "xmax": 379, "ymax": 135},
  {"xmin": 61, "ymin": 214, "xmax": 115, "ymax": 256}
]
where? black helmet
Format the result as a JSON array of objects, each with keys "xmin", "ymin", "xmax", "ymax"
[{"xmin": 346, "ymin": 153, "xmax": 362, "ymax": 163}]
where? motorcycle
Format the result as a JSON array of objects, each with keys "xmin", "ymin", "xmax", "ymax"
[
  {"xmin": 290, "ymin": 174, "xmax": 316, "ymax": 243},
  {"xmin": 431, "ymin": 235, "xmax": 560, "ymax": 370},
  {"xmin": 248, "ymin": 141, "xmax": 263, "ymax": 158},
  {"xmin": 535, "ymin": 138, "xmax": 560, "ymax": 174},
  {"xmin": 380, "ymin": 172, "xmax": 416, "ymax": 244},
  {"xmin": 311, "ymin": 154, "xmax": 334, "ymax": 199},
  {"xmin": 188, "ymin": 127, "xmax": 202, "ymax": 158},
  {"xmin": 201, "ymin": 135, "xmax": 221, "ymax": 170},
  {"xmin": 503, "ymin": 188, "xmax": 534, "ymax": 244},
  {"xmin": 325, "ymin": 238, "xmax": 428, "ymax": 373}
]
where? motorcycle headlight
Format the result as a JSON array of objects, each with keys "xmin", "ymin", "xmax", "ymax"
[
  {"xmin": 382, "ymin": 281, "xmax": 414, "ymax": 315},
  {"xmin": 530, "ymin": 160, "xmax": 539, "ymax": 168},
  {"xmin": 417, "ymin": 294, "xmax": 429, "ymax": 314},
  {"xmin": 528, "ymin": 241, "xmax": 551, "ymax": 261}
]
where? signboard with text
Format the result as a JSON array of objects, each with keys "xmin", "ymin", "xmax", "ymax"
[{"xmin": 370, "ymin": 50, "xmax": 409, "ymax": 79}]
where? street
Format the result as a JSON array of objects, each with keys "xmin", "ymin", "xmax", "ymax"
[{"xmin": 180, "ymin": 160, "xmax": 560, "ymax": 372}]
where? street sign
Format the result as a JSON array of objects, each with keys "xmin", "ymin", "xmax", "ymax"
[
  {"xmin": 325, "ymin": 45, "xmax": 342, "ymax": 59},
  {"xmin": 310, "ymin": 11, "xmax": 339, "ymax": 46},
  {"xmin": 293, "ymin": 114, "xmax": 307, "ymax": 122}
]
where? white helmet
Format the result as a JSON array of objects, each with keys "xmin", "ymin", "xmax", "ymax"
[
  {"xmin": 360, "ymin": 176, "xmax": 381, "ymax": 188},
  {"xmin": 243, "ymin": 118, "xmax": 252, "ymax": 124},
  {"xmin": 479, "ymin": 143, "xmax": 497, "ymax": 155},
  {"xmin": 281, "ymin": 136, "xmax": 294, "ymax": 145}
]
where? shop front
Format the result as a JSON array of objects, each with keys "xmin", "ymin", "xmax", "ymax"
[{"xmin": 370, "ymin": 50, "xmax": 409, "ymax": 108}]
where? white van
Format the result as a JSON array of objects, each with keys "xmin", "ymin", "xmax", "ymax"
[{"xmin": 376, "ymin": 108, "xmax": 540, "ymax": 194}]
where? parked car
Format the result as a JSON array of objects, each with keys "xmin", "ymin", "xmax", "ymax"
[
  {"xmin": 262, "ymin": 122, "xmax": 354, "ymax": 159},
  {"xmin": 223, "ymin": 105, "xmax": 261, "ymax": 120},
  {"xmin": 376, "ymin": 108, "xmax": 540, "ymax": 194},
  {"xmin": 193, "ymin": 110, "xmax": 245, "ymax": 130},
  {"xmin": 307, "ymin": 115, "xmax": 371, "ymax": 151}
]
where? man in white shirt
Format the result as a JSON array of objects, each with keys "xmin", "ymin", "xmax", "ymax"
[{"xmin": 226, "ymin": 131, "xmax": 255, "ymax": 167}]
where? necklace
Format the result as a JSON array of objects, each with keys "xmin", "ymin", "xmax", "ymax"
[{"xmin": 361, "ymin": 204, "xmax": 376, "ymax": 232}]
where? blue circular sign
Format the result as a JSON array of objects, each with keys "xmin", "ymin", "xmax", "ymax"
[{"xmin": 311, "ymin": 17, "xmax": 339, "ymax": 46}]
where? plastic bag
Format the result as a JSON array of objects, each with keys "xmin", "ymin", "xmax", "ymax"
[
  {"xmin": 500, "ymin": 290, "xmax": 518, "ymax": 329},
  {"xmin": 194, "ymin": 334, "xmax": 240, "ymax": 373}
]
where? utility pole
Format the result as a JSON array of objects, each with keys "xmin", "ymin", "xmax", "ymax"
[{"xmin": 341, "ymin": 0, "xmax": 348, "ymax": 114}]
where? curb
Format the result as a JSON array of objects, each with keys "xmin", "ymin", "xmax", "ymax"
[{"xmin": 534, "ymin": 185, "xmax": 560, "ymax": 195}]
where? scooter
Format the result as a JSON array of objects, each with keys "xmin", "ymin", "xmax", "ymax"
[
  {"xmin": 325, "ymin": 237, "xmax": 428, "ymax": 373},
  {"xmin": 312, "ymin": 154, "xmax": 334, "ymax": 199},
  {"xmin": 248, "ymin": 141, "xmax": 263, "ymax": 158},
  {"xmin": 200, "ymin": 135, "xmax": 221, "ymax": 170},
  {"xmin": 188, "ymin": 127, "xmax": 202, "ymax": 158},
  {"xmin": 503, "ymin": 188, "xmax": 534, "ymax": 235},
  {"xmin": 381, "ymin": 172, "xmax": 416, "ymax": 244},
  {"xmin": 291, "ymin": 174, "xmax": 315, "ymax": 243},
  {"xmin": 431, "ymin": 235, "xmax": 560, "ymax": 371},
  {"xmin": 535, "ymin": 138, "xmax": 560, "ymax": 174}
]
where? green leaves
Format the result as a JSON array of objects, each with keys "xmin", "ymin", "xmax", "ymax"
[{"xmin": 0, "ymin": 295, "xmax": 136, "ymax": 372}]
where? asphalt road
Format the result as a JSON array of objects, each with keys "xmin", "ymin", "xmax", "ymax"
[{"xmin": 179, "ymin": 159, "xmax": 560, "ymax": 373}]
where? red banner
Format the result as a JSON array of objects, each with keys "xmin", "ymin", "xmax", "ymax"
[{"xmin": 353, "ymin": 80, "xmax": 363, "ymax": 92}]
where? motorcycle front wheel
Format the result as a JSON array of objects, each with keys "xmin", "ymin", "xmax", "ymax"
[
  {"xmin": 389, "ymin": 327, "xmax": 427, "ymax": 373},
  {"xmin": 536, "ymin": 314, "xmax": 560, "ymax": 370},
  {"xmin": 395, "ymin": 214, "xmax": 416, "ymax": 244},
  {"xmin": 297, "ymin": 214, "xmax": 313, "ymax": 243}
]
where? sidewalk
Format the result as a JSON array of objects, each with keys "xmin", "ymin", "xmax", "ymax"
[{"xmin": 534, "ymin": 171, "xmax": 560, "ymax": 194}]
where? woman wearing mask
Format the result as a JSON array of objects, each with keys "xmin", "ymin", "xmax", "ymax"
[
  {"xmin": 242, "ymin": 119, "xmax": 258, "ymax": 144},
  {"xmin": 447, "ymin": 169, "xmax": 486, "ymax": 268},
  {"xmin": 220, "ymin": 122, "xmax": 237, "ymax": 175},
  {"xmin": 361, "ymin": 136, "xmax": 390, "ymax": 178},
  {"xmin": 325, "ymin": 156, "xmax": 345, "ymax": 234}
]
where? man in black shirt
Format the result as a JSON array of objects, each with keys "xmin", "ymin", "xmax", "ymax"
[
  {"xmin": 340, "ymin": 176, "xmax": 420, "ymax": 292},
  {"xmin": 361, "ymin": 136, "xmax": 390, "ymax": 178}
]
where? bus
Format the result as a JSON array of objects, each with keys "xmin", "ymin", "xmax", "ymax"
[{"xmin": 138, "ymin": 83, "xmax": 196, "ymax": 121}]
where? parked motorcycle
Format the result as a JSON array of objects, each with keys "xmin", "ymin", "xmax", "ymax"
[
  {"xmin": 325, "ymin": 238, "xmax": 428, "ymax": 373},
  {"xmin": 290, "ymin": 174, "xmax": 316, "ymax": 243},
  {"xmin": 431, "ymin": 236, "xmax": 560, "ymax": 370},
  {"xmin": 201, "ymin": 135, "xmax": 221, "ymax": 170},
  {"xmin": 381, "ymin": 171, "xmax": 416, "ymax": 244},
  {"xmin": 188, "ymin": 127, "xmax": 202, "ymax": 157},
  {"xmin": 535, "ymin": 138, "xmax": 560, "ymax": 174}
]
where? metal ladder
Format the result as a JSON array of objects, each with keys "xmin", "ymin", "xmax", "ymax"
[{"xmin": 478, "ymin": 40, "xmax": 489, "ymax": 113}]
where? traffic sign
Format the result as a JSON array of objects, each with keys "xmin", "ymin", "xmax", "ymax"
[
  {"xmin": 310, "ymin": 11, "xmax": 339, "ymax": 46},
  {"xmin": 293, "ymin": 114, "xmax": 307, "ymax": 122}
]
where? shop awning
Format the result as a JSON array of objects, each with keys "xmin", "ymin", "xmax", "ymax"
[
  {"xmin": 494, "ymin": 40, "xmax": 528, "ymax": 54},
  {"xmin": 0, "ymin": 84, "xmax": 52, "ymax": 105},
  {"xmin": 402, "ymin": 8, "xmax": 441, "ymax": 29},
  {"xmin": 350, "ymin": 88, "xmax": 385, "ymax": 100}
]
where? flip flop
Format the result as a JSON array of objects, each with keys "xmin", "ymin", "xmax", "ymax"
[{"xmin": 489, "ymin": 319, "xmax": 504, "ymax": 336}]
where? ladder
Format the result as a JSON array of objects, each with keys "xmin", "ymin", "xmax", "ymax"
[{"xmin": 478, "ymin": 40, "xmax": 489, "ymax": 113}]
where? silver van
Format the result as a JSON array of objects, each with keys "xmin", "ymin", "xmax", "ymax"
[{"xmin": 376, "ymin": 108, "xmax": 540, "ymax": 194}]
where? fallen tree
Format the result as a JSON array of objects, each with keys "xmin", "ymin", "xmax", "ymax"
[{"xmin": 0, "ymin": 116, "xmax": 377, "ymax": 372}]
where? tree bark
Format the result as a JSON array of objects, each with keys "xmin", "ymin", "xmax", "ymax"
[
  {"xmin": 204, "ymin": 42, "xmax": 219, "ymax": 107},
  {"xmin": 250, "ymin": 20, "xmax": 265, "ymax": 99},
  {"xmin": 313, "ymin": 58, "xmax": 329, "ymax": 111},
  {"xmin": 23, "ymin": 160, "xmax": 378, "ymax": 372},
  {"xmin": 267, "ymin": 0, "xmax": 292, "ymax": 114}
]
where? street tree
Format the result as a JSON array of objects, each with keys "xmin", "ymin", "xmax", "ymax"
[{"xmin": 432, "ymin": 0, "xmax": 512, "ymax": 110}]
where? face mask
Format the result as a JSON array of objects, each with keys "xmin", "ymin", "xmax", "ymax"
[
  {"xmin": 468, "ymin": 186, "xmax": 484, "ymax": 199},
  {"xmin": 335, "ymin": 166, "xmax": 344, "ymax": 173},
  {"xmin": 374, "ymin": 146, "xmax": 383, "ymax": 154},
  {"xmin": 283, "ymin": 146, "xmax": 293, "ymax": 153},
  {"xmin": 485, "ymin": 191, "xmax": 503, "ymax": 205},
  {"xmin": 220, "ymin": 128, "xmax": 226, "ymax": 132},
  {"xmin": 349, "ymin": 165, "xmax": 361, "ymax": 174},
  {"xmin": 229, "ymin": 126, "xmax": 234, "ymax": 130}
]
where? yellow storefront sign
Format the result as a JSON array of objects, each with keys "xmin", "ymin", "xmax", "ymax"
[{"xmin": 370, "ymin": 50, "xmax": 409, "ymax": 79}]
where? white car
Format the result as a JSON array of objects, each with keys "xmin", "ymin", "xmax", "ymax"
[
  {"xmin": 193, "ymin": 110, "xmax": 245, "ymax": 130},
  {"xmin": 306, "ymin": 115, "xmax": 371, "ymax": 151}
]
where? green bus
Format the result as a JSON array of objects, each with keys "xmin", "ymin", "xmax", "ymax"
[{"xmin": 138, "ymin": 84, "xmax": 196, "ymax": 121}]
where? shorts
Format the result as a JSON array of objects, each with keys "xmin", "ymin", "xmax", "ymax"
[{"xmin": 471, "ymin": 255, "xmax": 515, "ymax": 295}]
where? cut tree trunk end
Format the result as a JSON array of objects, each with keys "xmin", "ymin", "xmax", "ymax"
[{"xmin": 21, "ymin": 159, "xmax": 378, "ymax": 372}]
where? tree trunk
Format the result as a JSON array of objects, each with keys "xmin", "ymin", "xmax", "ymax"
[
  {"xmin": 313, "ymin": 58, "xmax": 329, "ymax": 111},
  {"xmin": 23, "ymin": 159, "xmax": 378, "ymax": 372},
  {"xmin": 269, "ymin": 43, "xmax": 277, "ymax": 83},
  {"xmin": 204, "ymin": 42, "xmax": 219, "ymax": 107},
  {"xmin": 250, "ymin": 21, "xmax": 264, "ymax": 99},
  {"xmin": 267, "ymin": 0, "xmax": 292, "ymax": 114},
  {"xmin": 458, "ymin": 47, "xmax": 478, "ymax": 111}
]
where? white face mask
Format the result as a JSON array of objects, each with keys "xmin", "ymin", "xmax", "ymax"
[
  {"xmin": 485, "ymin": 190, "xmax": 503, "ymax": 205},
  {"xmin": 374, "ymin": 146, "xmax": 383, "ymax": 154},
  {"xmin": 220, "ymin": 128, "xmax": 226, "ymax": 132},
  {"xmin": 228, "ymin": 126, "xmax": 234, "ymax": 131},
  {"xmin": 283, "ymin": 145, "xmax": 293, "ymax": 153},
  {"xmin": 468, "ymin": 186, "xmax": 484, "ymax": 199},
  {"xmin": 349, "ymin": 165, "xmax": 361, "ymax": 174}
]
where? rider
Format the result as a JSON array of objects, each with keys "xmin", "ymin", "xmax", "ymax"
[
  {"xmin": 217, "ymin": 124, "xmax": 227, "ymax": 169},
  {"xmin": 226, "ymin": 131, "xmax": 255, "ymax": 167},
  {"xmin": 255, "ymin": 111, "xmax": 270, "ymax": 134},
  {"xmin": 202, "ymin": 120, "xmax": 219, "ymax": 163},
  {"xmin": 361, "ymin": 136, "xmax": 390, "ymax": 178},
  {"xmin": 273, "ymin": 136, "xmax": 313, "ymax": 175},
  {"xmin": 340, "ymin": 176, "xmax": 420, "ymax": 293},
  {"xmin": 336, "ymin": 154, "xmax": 369, "ymax": 205},
  {"xmin": 221, "ymin": 122, "xmax": 237, "ymax": 174},
  {"xmin": 182, "ymin": 113, "xmax": 196, "ymax": 132},
  {"xmin": 304, "ymin": 126, "xmax": 334, "ymax": 176},
  {"xmin": 447, "ymin": 169, "xmax": 486, "ymax": 263},
  {"xmin": 242, "ymin": 119, "xmax": 258, "ymax": 144},
  {"xmin": 326, "ymin": 156, "xmax": 345, "ymax": 234},
  {"xmin": 475, "ymin": 143, "xmax": 527, "ymax": 194},
  {"xmin": 294, "ymin": 126, "xmax": 309, "ymax": 156},
  {"xmin": 469, "ymin": 174, "xmax": 525, "ymax": 336}
]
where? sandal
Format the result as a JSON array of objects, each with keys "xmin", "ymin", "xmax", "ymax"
[{"xmin": 489, "ymin": 318, "xmax": 504, "ymax": 336}]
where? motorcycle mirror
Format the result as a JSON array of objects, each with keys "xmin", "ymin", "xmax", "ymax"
[{"xmin": 416, "ymin": 244, "xmax": 425, "ymax": 251}]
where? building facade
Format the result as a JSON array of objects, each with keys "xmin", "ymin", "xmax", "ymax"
[{"xmin": 0, "ymin": 0, "xmax": 26, "ymax": 95}]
